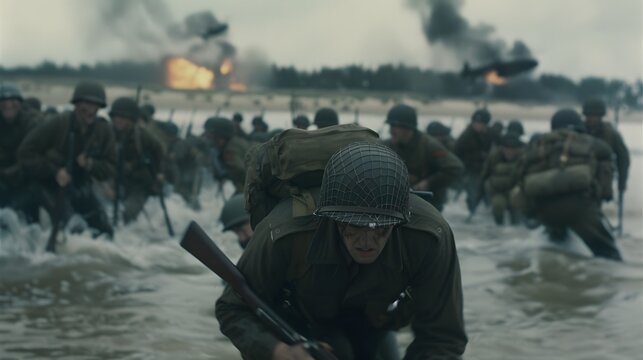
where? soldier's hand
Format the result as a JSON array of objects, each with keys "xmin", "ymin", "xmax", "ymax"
[
  {"xmin": 271, "ymin": 342, "xmax": 315, "ymax": 360},
  {"xmin": 56, "ymin": 168, "xmax": 72, "ymax": 187}
]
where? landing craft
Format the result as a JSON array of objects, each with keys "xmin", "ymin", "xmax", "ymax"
[
  {"xmin": 201, "ymin": 23, "xmax": 229, "ymax": 40},
  {"xmin": 461, "ymin": 59, "xmax": 538, "ymax": 79}
]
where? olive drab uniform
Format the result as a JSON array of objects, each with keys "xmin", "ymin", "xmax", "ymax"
[
  {"xmin": 587, "ymin": 122, "xmax": 629, "ymax": 198},
  {"xmin": 115, "ymin": 125, "xmax": 165, "ymax": 223},
  {"xmin": 384, "ymin": 131, "xmax": 463, "ymax": 211},
  {"xmin": 480, "ymin": 148, "xmax": 521, "ymax": 225},
  {"xmin": 218, "ymin": 136, "xmax": 251, "ymax": 193},
  {"xmin": 166, "ymin": 136, "xmax": 201, "ymax": 209},
  {"xmin": 17, "ymin": 111, "xmax": 116, "ymax": 236},
  {"xmin": 215, "ymin": 194, "xmax": 467, "ymax": 360},
  {"xmin": 516, "ymin": 129, "xmax": 622, "ymax": 260},
  {"xmin": 0, "ymin": 108, "xmax": 43, "ymax": 218},
  {"xmin": 455, "ymin": 124, "xmax": 494, "ymax": 210}
]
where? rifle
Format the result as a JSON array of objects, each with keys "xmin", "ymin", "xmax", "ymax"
[
  {"xmin": 46, "ymin": 131, "xmax": 75, "ymax": 253},
  {"xmin": 112, "ymin": 143, "xmax": 124, "ymax": 227},
  {"xmin": 143, "ymin": 156, "xmax": 175, "ymax": 237},
  {"xmin": 180, "ymin": 221, "xmax": 338, "ymax": 360},
  {"xmin": 616, "ymin": 190, "xmax": 624, "ymax": 237}
]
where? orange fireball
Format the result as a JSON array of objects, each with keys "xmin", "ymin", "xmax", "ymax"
[{"xmin": 166, "ymin": 57, "xmax": 215, "ymax": 90}]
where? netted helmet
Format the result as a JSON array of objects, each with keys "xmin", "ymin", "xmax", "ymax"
[
  {"xmin": 507, "ymin": 120, "xmax": 524, "ymax": 136},
  {"xmin": 315, "ymin": 142, "xmax": 410, "ymax": 228},
  {"xmin": 386, "ymin": 104, "xmax": 417, "ymax": 129},
  {"xmin": 109, "ymin": 97, "xmax": 139, "ymax": 121},
  {"xmin": 0, "ymin": 82, "xmax": 23, "ymax": 101},
  {"xmin": 314, "ymin": 107, "xmax": 339, "ymax": 128},
  {"xmin": 70, "ymin": 81, "xmax": 107, "ymax": 107},
  {"xmin": 220, "ymin": 193, "xmax": 250, "ymax": 231},
  {"xmin": 582, "ymin": 98, "xmax": 606, "ymax": 116}
]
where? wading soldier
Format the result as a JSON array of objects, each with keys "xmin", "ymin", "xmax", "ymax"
[
  {"xmin": 219, "ymin": 193, "xmax": 253, "ymax": 249},
  {"xmin": 216, "ymin": 143, "xmax": 467, "ymax": 360},
  {"xmin": 110, "ymin": 97, "xmax": 165, "ymax": 224},
  {"xmin": 18, "ymin": 81, "xmax": 115, "ymax": 238},
  {"xmin": 426, "ymin": 120, "xmax": 456, "ymax": 153},
  {"xmin": 582, "ymin": 99, "xmax": 629, "ymax": 201},
  {"xmin": 0, "ymin": 82, "xmax": 43, "ymax": 220},
  {"xmin": 384, "ymin": 104, "xmax": 463, "ymax": 211},
  {"xmin": 455, "ymin": 109, "xmax": 494, "ymax": 213},
  {"xmin": 314, "ymin": 107, "xmax": 339, "ymax": 129},
  {"xmin": 204, "ymin": 117, "xmax": 251, "ymax": 193},
  {"xmin": 516, "ymin": 109, "xmax": 622, "ymax": 261},
  {"xmin": 480, "ymin": 133, "xmax": 524, "ymax": 226}
]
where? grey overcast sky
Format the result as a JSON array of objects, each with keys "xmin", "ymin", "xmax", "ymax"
[{"xmin": 0, "ymin": 0, "xmax": 641, "ymax": 80}]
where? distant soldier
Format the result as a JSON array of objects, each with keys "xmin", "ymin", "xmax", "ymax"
[
  {"xmin": 219, "ymin": 193, "xmax": 253, "ymax": 249},
  {"xmin": 426, "ymin": 120, "xmax": 456, "ymax": 152},
  {"xmin": 110, "ymin": 97, "xmax": 165, "ymax": 224},
  {"xmin": 232, "ymin": 112, "xmax": 249, "ymax": 139},
  {"xmin": 384, "ymin": 104, "xmax": 464, "ymax": 211},
  {"xmin": 0, "ymin": 82, "xmax": 43, "ymax": 220},
  {"xmin": 203, "ymin": 117, "xmax": 251, "ymax": 193},
  {"xmin": 292, "ymin": 114, "xmax": 310, "ymax": 130},
  {"xmin": 506, "ymin": 119, "xmax": 525, "ymax": 137},
  {"xmin": 249, "ymin": 116, "xmax": 270, "ymax": 143},
  {"xmin": 455, "ymin": 109, "xmax": 494, "ymax": 213},
  {"xmin": 480, "ymin": 133, "xmax": 524, "ymax": 226},
  {"xmin": 582, "ymin": 98, "xmax": 629, "ymax": 200},
  {"xmin": 18, "ymin": 81, "xmax": 115, "ymax": 238},
  {"xmin": 314, "ymin": 107, "xmax": 339, "ymax": 128},
  {"xmin": 489, "ymin": 121, "xmax": 504, "ymax": 146},
  {"xmin": 139, "ymin": 102, "xmax": 169, "ymax": 152},
  {"xmin": 162, "ymin": 121, "xmax": 202, "ymax": 210},
  {"xmin": 516, "ymin": 109, "xmax": 622, "ymax": 261}
]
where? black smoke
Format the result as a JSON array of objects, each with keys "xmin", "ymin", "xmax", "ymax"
[{"xmin": 409, "ymin": 0, "xmax": 533, "ymax": 65}]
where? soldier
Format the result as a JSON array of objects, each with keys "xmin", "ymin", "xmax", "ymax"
[
  {"xmin": 215, "ymin": 143, "xmax": 467, "ymax": 359},
  {"xmin": 455, "ymin": 109, "xmax": 494, "ymax": 213},
  {"xmin": 516, "ymin": 109, "xmax": 622, "ymax": 261},
  {"xmin": 139, "ymin": 102, "xmax": 170, "ymax": 153},
  {"xmin": 426, "ymin": 120, "xmax": 456, "ymax": 152},
  {"xmin": 582, "ymin": 98, "xmax": 629, "ymax": 201},
  {"xmin": 18, "ymin": 81, "xmax": 115, "ymax": 238},
  {"xmin": 480, "ymin": 133, "xmax": 524, "ymax": 226},
  {"xmin": 232, "ymin": 112, "xmax": 248, "ymax": 139},
  {"xmin": 249, "ymin": 116, "xmax": 270, "ymax": 143},
  {"xmin": 219, "ymin": 193, "xmax": 253, "ymax": 249},
  {"xmin": 162, "ymin": 121, "xmax": 202, "ymax": 210},
  {"xmin": 314, "ymin": 107, "xmax": 339, "ymax": 128},
  {"xmin": 489, "ymin": 121, "xmax": 504, "ymax": 146},
  {"xmin": 384, "ymin": 104, "xmax": 463, "ymax": 211},
  {"xmin": 203, "ymin": 117, "xmax": 251, "ymax": 193},
  {"xmin": 110, "ymin": 97, "xmax": 165, "ymax": 224},
  {"xmin": 292, "ymin": 114, "xmax": 310, "ymax": 130},
  {"xmin": 0, "ymin": 82, "xmax": 43, "ymax": 220}
]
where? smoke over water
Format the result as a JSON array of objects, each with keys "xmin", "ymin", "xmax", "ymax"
[
  {"xmin": 86, "ymin": 0, "xmax": 233, "ymax": 66},
  {"xmin": 408, "ymin": 0, "xmax": 533, "ymax": 66}
]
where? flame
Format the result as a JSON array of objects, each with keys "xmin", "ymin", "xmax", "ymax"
[
  {"xmin": 220, "ymin": 58, "xmax": 233, "ymax": 76},
  {"xmin": 166, "ymin": 57, "xmax": 214, "ymax": 90},
  {"xmin": 229, "ymin": 81, "xmax": 248, "ymax": 92},
  {"xmin": 485, "ymin": 70, "xmax": 507, "ymax": 86}
]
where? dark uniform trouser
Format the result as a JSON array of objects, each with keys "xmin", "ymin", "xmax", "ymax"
[
  {"xmin": 534, "ymin": 193, "xmax": 622, "ymax": 261},
  {"xmin": 123, "ymin": 185, "xmax": 150, "ymax": 224}
]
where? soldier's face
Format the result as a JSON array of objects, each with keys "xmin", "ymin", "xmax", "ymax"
[
  {"xmin": 472, "ymin": 122, "xmax": 487, "ymax": 133},
  {"xmin": 389, "ymin": 127, "xmax": 414, "ymax": 145},
  {"xmin": 0, "ymin": 99, "xmax": 21, "ymax": 122},
  {"xmin": 338, "ymin": 223, "xmax": 393, "ymax": 264},
  {"xmin": 112, "ymin": 116, "xmax": 134, "ymax": 132},
  {"xmin": 585, "ymin": 115, "xmax": 602, "ymax": 129},
  {"xmin": 74, "ymin": 101, "xmax": 100, "ymax": 124}
]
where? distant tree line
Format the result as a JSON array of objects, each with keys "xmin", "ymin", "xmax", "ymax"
[{"xmin": 2, "ymin": 60, "xmax": 641, "ymax": 108}]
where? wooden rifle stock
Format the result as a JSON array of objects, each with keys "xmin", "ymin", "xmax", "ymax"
[{"xmin": 180, "ymin": 221, "xmax": 337, "ymax": 360}]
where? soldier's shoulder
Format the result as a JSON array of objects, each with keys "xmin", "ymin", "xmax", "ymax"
[
  {"xmin": 402, "ymin": 194, "xmax": 450, "ymax": 241},
  {"xmin": 255, "ymin": 191, "xmax": 320, "ymax": 243}
]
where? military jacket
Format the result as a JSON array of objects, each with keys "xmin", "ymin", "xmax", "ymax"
[
  {"xmin": 385, "ymin": 131, "xmax": 463, "ymax": 192},
  {"xmin": 0, "ymin": 108, "xmax": 42, "ymax": 170},
  {"xmin": 215, "ymin": 193, "xmax": 467, "ymax": 360},
  {"xmin": 587, "ymin": 122, "xmax": 629, "ymax": 190},
  {"xmin": 480, "ymin": 148, "xmax": 520, "ymax": 194},
  {"xmin": 115, "ymin": 125, "xmax": 165, "ymax": 189},
  {"xmin": 455, "ymin": 125, "xmax": 494, "ymax": 174},
  {"xmin": 221, "ymin": 136, "xmax": 251, "ymax": 193},
  {"xmin": 18, "ymin": 111, "xmax": 116, "ymax": 184}
]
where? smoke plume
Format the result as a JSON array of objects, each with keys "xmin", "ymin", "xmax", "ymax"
[{"xmin": 408, "ymin": 0, "xmax": 533, "ymax": 65}]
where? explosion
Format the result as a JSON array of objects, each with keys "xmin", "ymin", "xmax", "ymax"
[
  {"xmin": 485, "ymin": 71, "xmax": 507, "ymax": 86},
  {"xmin": 166, "ymin": 57, "xmax": 215, "ymax": 90}
]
